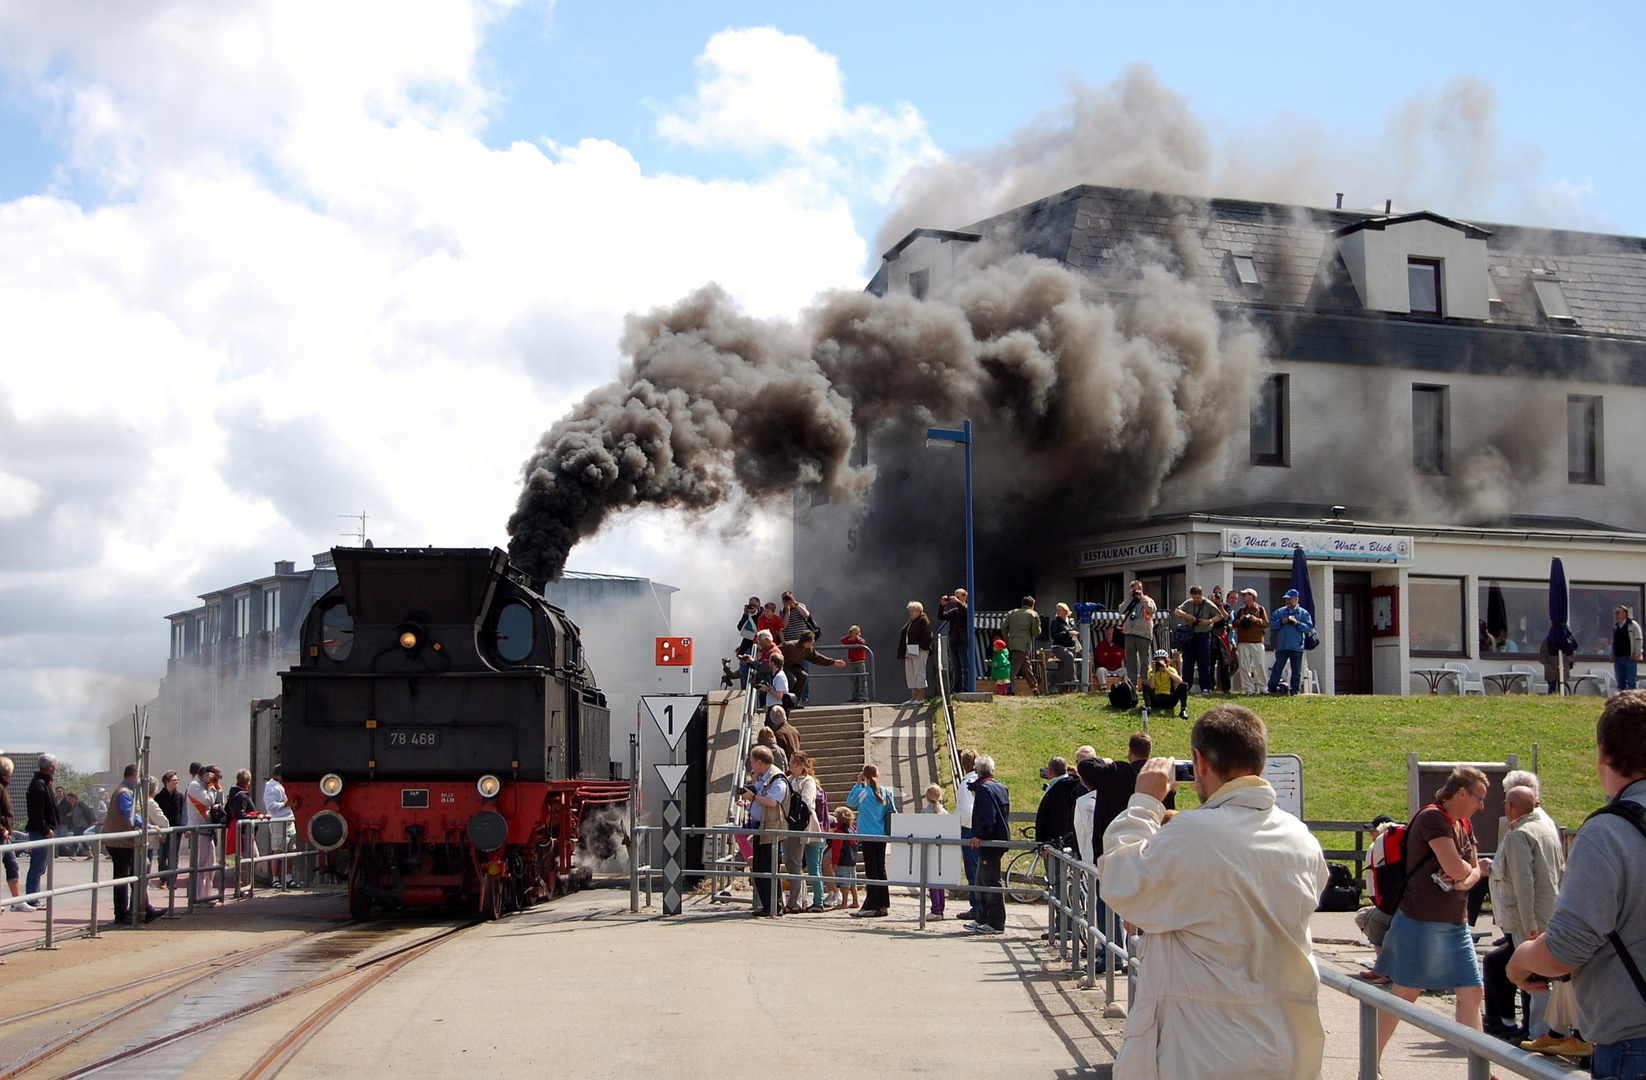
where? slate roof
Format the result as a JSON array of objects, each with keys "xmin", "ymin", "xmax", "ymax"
[{"xmin": 882, "ymin": 184, "xmax": 1646, "ymax": 342}]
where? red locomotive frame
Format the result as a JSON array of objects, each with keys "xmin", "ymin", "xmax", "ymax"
[{"xmin": 291, "ymin": 778, "xmax": 631, "ymax": 920}]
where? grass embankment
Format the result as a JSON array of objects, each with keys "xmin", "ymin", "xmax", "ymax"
[{"xmin": 946, "ymin": 694, "xmax": 1607, "ymax": 831}]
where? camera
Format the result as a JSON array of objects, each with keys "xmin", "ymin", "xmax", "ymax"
[
  {"xmin": 1038, "ymin": 765, "xmax": 1050, "ymax": 780},
  {"xmin": 1172, "ymin": 760, "xmax": 1195, "ymax": 782}
]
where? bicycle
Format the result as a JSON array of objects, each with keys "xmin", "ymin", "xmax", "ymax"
[{"xmin": 1004, "ymin": 824, "xmax": 1048, "ymax": 904}]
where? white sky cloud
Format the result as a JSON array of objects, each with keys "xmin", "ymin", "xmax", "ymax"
[{"xmin": 0, "ymin": 3, "xmax": 908, "ymax": 766}]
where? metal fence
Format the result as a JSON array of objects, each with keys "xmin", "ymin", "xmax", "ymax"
[{"xmin": 0, "ymin": 819, "xmax": 318, "ymax": 951}]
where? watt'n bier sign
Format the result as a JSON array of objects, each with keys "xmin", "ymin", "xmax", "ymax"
[{"xmin": 1071, "ymin": 534, "xmax": 1182, "ymax": 570}]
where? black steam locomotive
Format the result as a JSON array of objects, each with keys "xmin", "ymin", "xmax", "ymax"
[{"xmin": 280, "ymin": 546, "xmax": 628, "ymax": 919}]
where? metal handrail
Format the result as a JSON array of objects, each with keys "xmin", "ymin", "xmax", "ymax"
[
  {"xmin": 725, "ymin": 686, "xmax": 761, "ymax": 825},
  {"xmin": 933, "ymin": 637, "xmax": 963, "ymax": 788},
  {"xmin": 1319, "ymin": 968, "xmax": 1571, "ymax": 1080},
  {"xmin": 800, "ymin": 643, "xmax": 877, "ymax": 704},
  {"xmin": 0, "ymin": 822, "xmax": 232, "ymax": 948}
]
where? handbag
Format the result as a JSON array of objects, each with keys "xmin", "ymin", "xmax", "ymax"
[
  {"xmin": 1303, "ymin": 630, "xmax": 1322, "ymax": 651},
  {"xmin": 1171, "ymin": 622, "xmax": 1195, "ymax": 648}
]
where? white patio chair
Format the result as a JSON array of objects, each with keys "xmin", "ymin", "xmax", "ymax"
[
  {"xmin": 1507, "ymin": 663, "xmax": 1541, "ymax": 694},
  {"xmin": 1571, "ymin": 665, "xmax": 1617, "ymax": 697},
  {"xmin": 1442, "ymin": 661, "xmax": 1486, "ymax": 695}
]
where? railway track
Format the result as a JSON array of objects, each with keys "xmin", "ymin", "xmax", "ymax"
[{"xmin": 0, "ymin": 920, "xmax": 478, "ymax": 1080}]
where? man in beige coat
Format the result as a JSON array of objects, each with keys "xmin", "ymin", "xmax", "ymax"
[
  {"xmin": 1490, "ymin": 782, "xmax": 1564, "ymax": 1040},
  {"xmin": 1099, "ymin": 704, "xmax": 1328, "ymax": 1080}
]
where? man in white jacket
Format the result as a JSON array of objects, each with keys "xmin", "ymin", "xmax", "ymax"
[{"xmin": 1098, "ymin": 703, "xmax": 1328, "ymax": 1080}]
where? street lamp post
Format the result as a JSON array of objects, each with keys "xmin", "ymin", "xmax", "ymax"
[{"xmin": 926, "ymin": 420, "xmax": 974, "ymax": 690}]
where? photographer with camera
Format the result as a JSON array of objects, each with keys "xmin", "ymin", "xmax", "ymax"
[
  {"xmin": 740, "ymin": 745, "xmax": 789, "ymax": 917},
  {"xmin": 1119, "ymin": 580, "xmax": 1157, "ymax": 683},
  {"xmin": 1142, "ymin": 650, "xmax": 1189, "ymax": 720},
  {"xmin": 1098, "ymin": 704, "xmax": 1328, "ymax": 1080}
]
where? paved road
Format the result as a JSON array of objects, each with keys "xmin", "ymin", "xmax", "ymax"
[{"xmin": 4, "ymin": 878, "xmax": 1582, "ymax": 1079}]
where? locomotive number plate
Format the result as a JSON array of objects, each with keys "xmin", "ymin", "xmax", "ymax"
[{"xmin": 385, "ymin": 729, "xmax": 441, "ymax": 749}]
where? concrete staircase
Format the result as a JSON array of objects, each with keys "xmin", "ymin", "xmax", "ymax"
[
  {"xmin": 788, "ymin": 704, "xmax": 867, "ymax": 809},
  {"xmin": 701, "ymin": 691, "xmax": 943, "ymax": 824}
]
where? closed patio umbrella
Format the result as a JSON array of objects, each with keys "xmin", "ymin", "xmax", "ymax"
[{"xmin": 1546, "ymin": 558, "xmax": 1577, "ymax": 695}]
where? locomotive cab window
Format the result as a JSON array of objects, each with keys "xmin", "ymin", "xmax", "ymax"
[
  {"xmin": 495, "ymin": 602, "xmax": 535, "ymax": 663},
  {"xmin": 320, "ymin": 602, "xmax": 354, "ymax": 661}
]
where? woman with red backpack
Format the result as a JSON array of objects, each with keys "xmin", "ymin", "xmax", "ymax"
[{"xmin": 1372, "ymin": 765, "xmax": 1493, "ymax": 1069}]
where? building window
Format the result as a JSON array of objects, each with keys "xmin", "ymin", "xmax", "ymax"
[
  {"xmin": 1410, "ymin": 576, "xmax": 1466, "ymax": 656},
  {"xmin": 171, "ymin": 621, "xmax": 187, "ymax": 659},
  {"xmin": 1570, "ymin": 583, "xmax": 1645, "ymax": 659},
  {"xmin": 1412, "ymin": 385, "xmax": 1448, "ymax": 475},
  {"xmin": 1232, "ymin": 254, "xmax": 1260, "ymax": 285},
  {"xmin": 1568, "ymin": 395, "xmax": 1601, "ymax": 484},
  {"xmin": 1408, "ymin": 258, "xmax": 1441, "ymax": 315},
  {"xmin": 1479, "ymin": 579, "xmax": 1547, "ymax": 655},
  {"xmin": 908, "ymin": 269, "xmax": 929, "ymax": 300},
  {"xmin": 1251, "ymin": 374, "xmax": 1287, "ymax": 466},
  {"xmin": 205, "ymin": 607, "xmax": 219, "ymax": 643},
  {"xmin": 263, "ymin": 589, "xmax": 281, "ymax": 632},
  {"xmin": 1532, "ymin": 277, "xmax": 1575, "ymax": 323},
  {"xmin": 233, "ymin": 594, "xmax": 252, "ymax": 638}
]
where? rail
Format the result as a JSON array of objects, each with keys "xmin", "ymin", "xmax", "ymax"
[
  {"xmin": 725, "ymin": 685, "xmax": 762, "ymax": 825},
  {"xmin": 1319, "ymin": 968, "xmax": 1572, "ymax": 1080},
  {"xmin": 933, "ymin": 635, "xmax": 963, "ymax": 789},
  {"xmin": 1, "ymin": 820, "xmax": 317, "ymax": 950},
  {"xmin": 798, "ymin": 643, "xmax": 877, "ymax": 704}
]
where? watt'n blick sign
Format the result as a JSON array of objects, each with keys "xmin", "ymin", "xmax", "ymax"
[{"xmin": 1221, "ymin": 528, "xmax": 1412, "ymax": 563}]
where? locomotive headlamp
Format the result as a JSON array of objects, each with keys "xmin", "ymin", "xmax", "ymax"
[
  {"xmin": 399, "ymin": 630, "xmax": 418, "ymax": 650},
  {"xmin": 476, "ymin": 774, "xmax": 502, "ymax": 799},
  {"xmin": 320, "ymin": 773, "xmax": 344, "ymax": 798}
]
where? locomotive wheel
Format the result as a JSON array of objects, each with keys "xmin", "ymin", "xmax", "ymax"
[{"xmin": 480, "ymin": 875, "xmax": 504, "ymax": 921}]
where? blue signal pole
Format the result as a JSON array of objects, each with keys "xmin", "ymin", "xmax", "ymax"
[{"xmin": 926, "ymin": 420, "xmax": 974, "ymax": 688}]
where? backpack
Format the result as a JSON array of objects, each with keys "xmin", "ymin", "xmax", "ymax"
[
  {"xmin": 1584, "ymin": 799, "xmax": 1646, "ymax": 1006},
  {"xmin": 1108, "ymin": 679, "xmax": 1138, "ymax": 710},
  {"xmin": 1368, "ymin": 805, "xmax": 1451, "ymax": 914},
  {"xmin": 1317, "ymin": 862, "xmax": 1361, "ymax": 912},
  {"xmin": 813, "ymin": 786, "xmax": 829, "ymax": 835},
  {"xmin": 784, "ymin": 778, "xmax": 812, "ymax": 831}
]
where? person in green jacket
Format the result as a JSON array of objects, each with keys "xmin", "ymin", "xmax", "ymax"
[{"xmin": 989, "ymin": 637, "xmax": 1012, "ymax": 693}]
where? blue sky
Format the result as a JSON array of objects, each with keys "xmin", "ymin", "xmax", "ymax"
[{"xmin": 0, "ymin": 0, "xmax": 1640, "ymax": 765}]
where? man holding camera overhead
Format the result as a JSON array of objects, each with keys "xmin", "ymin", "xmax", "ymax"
[{"xmin": 1098, "ymin": 704, "xmax": 1328, "ymax": 1080}]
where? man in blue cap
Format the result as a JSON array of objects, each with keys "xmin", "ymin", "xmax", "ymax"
[{"xmin": 1267, "ymin": 589, "xmax": 1313, "ymax": 695}]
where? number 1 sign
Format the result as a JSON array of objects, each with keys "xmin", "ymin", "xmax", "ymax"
[{"xmin": 641, "ymin": 694, "xmax": 704, "ymax": 752}]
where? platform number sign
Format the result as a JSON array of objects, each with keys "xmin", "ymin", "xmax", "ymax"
[
  {"xmin": 642, "ymin": 694, "xmax": 704, "ymax": 752},
  {"xmin": 655, "ymin": 636, "xmax": 693, "ymax": 667}
]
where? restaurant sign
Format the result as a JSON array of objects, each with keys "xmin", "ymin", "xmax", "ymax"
[
  {"xmin": 1072, "ymin": 534, "xmax": 1183, "ymax": 570},
  {"xmin": 1221, "ymin": 528, "xmax": 1412, "ymax": 563}
]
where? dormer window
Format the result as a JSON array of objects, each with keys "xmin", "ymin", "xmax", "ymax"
[
  {"xmin": 1408, "ymin": 258, "xmax": 1441, "ymax": 315},
  {"xmin": 1531, "ymin": 275, "xmax": 1575, "ymax": 324},
  {"xmin": 1232, "ymin": 255, "xmax": 1260, "ymax": 285}
]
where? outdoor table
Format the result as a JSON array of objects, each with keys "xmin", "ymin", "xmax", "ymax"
[
  {"xmin": 1410, "ymin": 668, "xmax": 1454, "ymax": 695},
  {"xmin": 1482, "ymin": 672, "xmax": 1529, "ymax": 695}
]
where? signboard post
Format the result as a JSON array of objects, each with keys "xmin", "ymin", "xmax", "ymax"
[{"xmin": 641, "ymin": 695, "xmax": 704, "ymax": 915}]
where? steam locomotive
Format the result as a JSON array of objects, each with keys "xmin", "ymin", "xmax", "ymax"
[{"xmin": 280, "ymin": 546, "xmax": 629, "ymax": 919}]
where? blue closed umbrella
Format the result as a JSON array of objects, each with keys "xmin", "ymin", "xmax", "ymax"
[
  {"xmin": 1290, "ymin": 545, "xmax": 1317, "ymax": 648},
  {"xmin": 1547, "ymin": 558, "xmax": 1577, "ymax": 693}
]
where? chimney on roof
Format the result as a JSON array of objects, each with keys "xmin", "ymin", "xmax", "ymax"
[
  {"xmin": 1336, "ymin": 193, "xmax": 1343, "ymax": 209},
  {"xmin": 1384, "ymin": 199, "xmax": 1392, "ymax": 214},
  {"xmin": 274, "ymin": 560, "xmax": 295, "ymax": 575}
]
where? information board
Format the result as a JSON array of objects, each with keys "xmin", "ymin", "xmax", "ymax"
[{"xmin": 1264, "ymin": 754, "xmax": 1304, "ymax": 819}]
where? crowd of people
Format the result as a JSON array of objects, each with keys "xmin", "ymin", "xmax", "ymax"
[
  {"xmin": 734, "ymin": 587, "xmax": 974, "ymax": 708},
  {"xmin": 0, "ymin": 754, "xmax": 300, "ymax": 924}
]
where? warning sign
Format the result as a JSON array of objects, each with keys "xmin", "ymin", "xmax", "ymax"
[{"xmin": 655, "ymin": 637, "xmax": 693, "ymax": 666}]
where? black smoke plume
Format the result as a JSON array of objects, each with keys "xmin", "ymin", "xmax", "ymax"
[{"xmin": 507, "ymin": 248, "xmax": 1264, "ymax": 583}]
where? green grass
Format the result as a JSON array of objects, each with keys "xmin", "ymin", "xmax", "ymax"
[{"xmin": 946, "ymin": 694, "xmax": 1607, "ymax": 831}]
